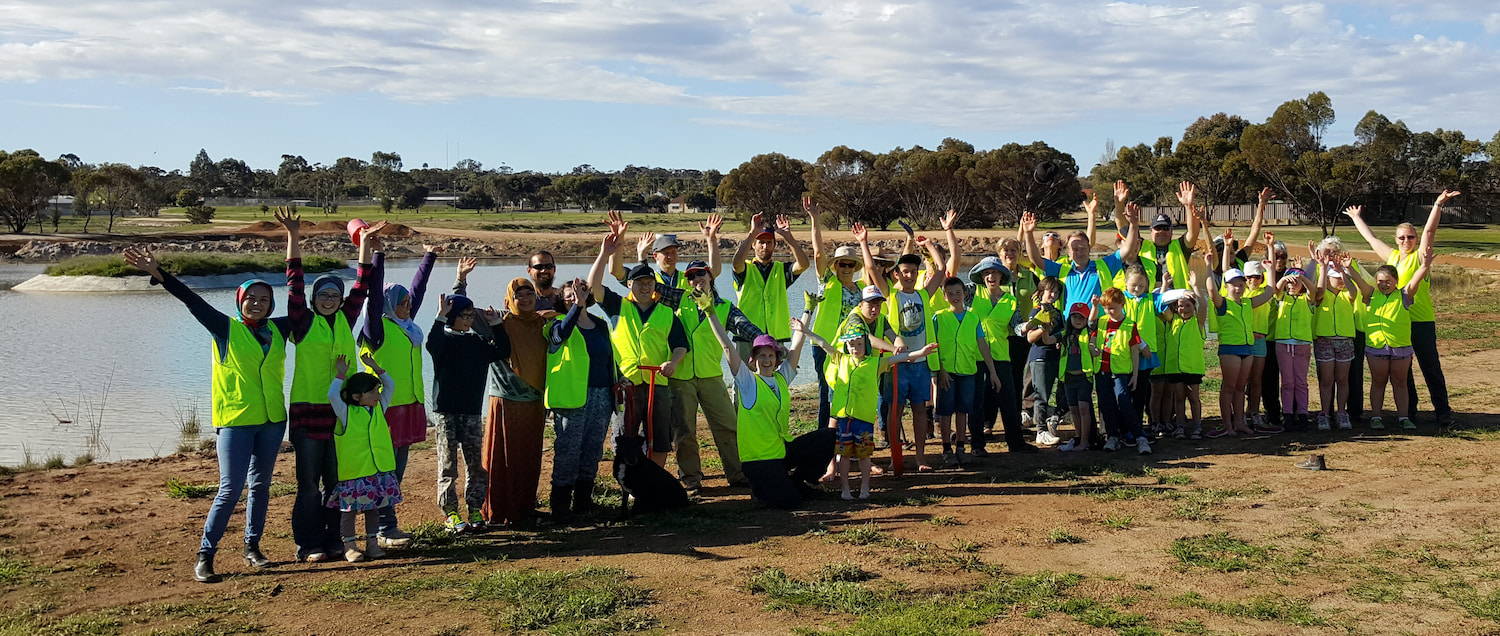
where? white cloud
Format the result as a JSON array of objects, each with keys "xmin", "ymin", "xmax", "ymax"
[
  {"xmin": 7, "ymin": 100, "xmax": 118, "ymax": 110},
  {"xmin": 0, "ymin": 0, "xmax": 1497, "ymax": 136}
]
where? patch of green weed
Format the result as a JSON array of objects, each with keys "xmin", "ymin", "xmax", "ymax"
[
  {"xmin": 165, "ymin": 477, "xmax": 216, "ymax": 499},
  {"xmin": 1168, "ymin": 533, "xmax": 1270, "ymax": 572}
]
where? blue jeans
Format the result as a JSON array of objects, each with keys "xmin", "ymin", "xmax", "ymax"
[
  {"xmin": 288, "ymin": 426, "xmax": 340, "ymax": 557},
  {"xmin": 551, "ymin": 387, "xmax": 612, "ymax": 489},
  {"xmin": 813, "ymin": 347, "xmax": 832, "ymax": 429},
  {"xmin": 378, "ymin": 444, "xmax": 411, "ymax": 535},
  {"xmin": 1096, "ymin": 373, "xmax": 1143, "ymax": 439},
  {"xmin": 200, "ymin": 421, "xmax": 286, "ymax": 556}
]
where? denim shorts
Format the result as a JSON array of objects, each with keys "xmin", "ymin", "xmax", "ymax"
[
  {"xmin": 1366, "ymin": 345, "xmax": 1414, "ymax": 360},
  {"xmin": 935, "ymin": 373, "xmax": 976, "ymax": 416},
  {"xmin": 1062, "ymin": 373, "xmax": 1093, "ymax": 407},
  {"xmin": 1218, "ymin": 344, "xmax": 1253, "ymax": 357},
  {"xmin": 893, "ymin": 361, "xmax": 932, "ymax": 405},
  {"xmin": 1252, "ymin": 336, "xmax": 1267, "ymax": 357}
]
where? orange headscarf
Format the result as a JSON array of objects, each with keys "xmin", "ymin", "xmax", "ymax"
[{"xmin": 502, "ymin": 277, "xmax": 547, "ymax": 390}]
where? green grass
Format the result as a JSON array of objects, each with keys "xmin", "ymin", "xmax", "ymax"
[
  {"xmin": 45, "ymin": 252, "xmax": 345, "ymax": 278},
  {"xmin": 465, "ymin": 566, "xmax": 655, "ymax": 635},
  {"xmin": 1168, "ymin": 533, "xmax": 1271, "ymax": 572},
  {"xmin": 1156, "ymin": 474, "xmax": 1194, "ymax": 486},
  {"xmin": 0, "ymin": 604, "xmax": 122, "ymax": 636},
  {"xmin": 926, "ymin": 515, "xmax": 961, "ymax": 527},
  {"xmin": 1172, "ymin": 591, "xmax": 1327, "ymax": 627},
  {"xmin": 1346, "ymin": 582, "xmax": 1403, "ymax": 603},
  {"xmin": 1099, "ymin": 515, "xmax": 1135, "ymax": 530},
  {"xmin": 826, "ymin": 523, "xmax": 892, "ymax": 547},
  {"xmin": 1433, "ymin": 580, "xmax": 1500, "ymax": 622},
  {"xmin": 1048, "ymin": 528, "xmax": 1085, "ymax": 544},
  {"xmin": 309, "ymin": 574, "xmax": 465, "ymax": 602},
  {"xmin": 165, "ymin": 477, "xmax": 216, "ymax": 499},
  {"xmin": 744, "ymin": 567, "xmax": 891, "ymax": 614},
  {"xmin": 0, "ymin": 557, "xmax": 31, "ymax": 585}
]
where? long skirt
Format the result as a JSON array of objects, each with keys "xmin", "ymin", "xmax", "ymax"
[{"xmin": 482, "ymin": 396, "xmax": 545, "ymax": 524}]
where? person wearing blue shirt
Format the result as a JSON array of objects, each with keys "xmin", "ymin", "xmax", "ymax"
[{"xmin": 1019, "ymin": 205, "xmax": 1143, "ymax": 311}]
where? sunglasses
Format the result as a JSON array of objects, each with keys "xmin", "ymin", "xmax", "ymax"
[
  {"xmin": 1396, "ymin": 235, "xmax": 1417, "ymax": 241},
  {"xmin": 529, "ymin": 263, "xmax": 555, "ymax": 271},
  {"xmin": 1043, "ymin": 233, "xmax": 1061, "ymax": 240},
  {"xmin": 837, "ymin": 261, "xmax": 858, "ymax": 269}
]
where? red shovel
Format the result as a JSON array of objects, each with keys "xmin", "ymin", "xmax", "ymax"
[
  {"xmin": 638, "ymin": 365, "xmax": 665, "ymax": 449},
  {"xmin": 887, "ymin": 363, "xmax": 903, "ymax": 476}
]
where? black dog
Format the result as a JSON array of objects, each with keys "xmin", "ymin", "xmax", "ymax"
[{"xmin": 612, "ymin": 434, "xmax": 689, "ymax": 519}]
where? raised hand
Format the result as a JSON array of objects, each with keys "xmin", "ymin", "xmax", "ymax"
[
  {"xmin": 360, "ymin": 220, "xmax": 388, "ymax": 251},
  {"xmin": 600, "ymin": 229, "xmax": 622, "ymax": 256},
  {"xmin": 1176, "ymin": 181, "xmax": 1196, "ymax": 208},
  {"xmin": 691, "ymin": 287, "xmax": 715, "ymax": 310},
  {"xmin": 438, "ymin": 293, "xmax": 452, "ymax": 317},
  {"xmin": 457, "ymin": 257, "xmax": 477, "ymax": 280},
  {"xmin": 1420, "ymin": 244, "xmax": 1437, "ymax": 265},
  {"xmin": 423, "ymin": 243, "xmax": 445, "ymax": 255},
  {"xmin": 790, "ymin": 317, "xmax": 807, "ymax": 334},
  {"xmin": 359, "ymin": 352, "xmax": 383, "ymax": 376},
  {"xmin": 1263, "ymin": 231, "xmax": 1276, "ymax": 251},
  {"xmin": 335, "ymin": 354, "xmax": 350, "ymax": 377},
  {"xmin": 1083, "ymin": 193, "xmax": 1099, "ymax": 218},
  {"xmin": 1113, "ymin": 180, "xmax": 1129, "ymax": 205},
  {"xmin": 1258, "ymin": 187, "xmax": 1274, "ymax": 208},
  {"xmin": 699, "ymin": 213, "xmax": 722, "ymax": 239},
  {"xmin": 637, "ymin": 231, "xmax": 657, "ymax": 261},
  {"xmin": 122, "ymin": 246, "xmax": 161, "ymax": 277},
  {"xmin": 1201, "ymin": 251, "xmax": 1215, "ymax": 268},
  {"xmin": 1342, "ymin": 205, "xmax": 1363, "ymax": 220},
  {"xmin": 803, "ymin": 290, "xmax": 823, "ymax": 311},
  {"xmin": 1124, "ymin": 202, "xmax": 1141, "ymax": 224},
  {"xmin": 604, "ymin": 210, "xmax": 626, "ymax": 236},
  {"xmin": 480, "ymin": 305, "xmax": 502, "ymax": 324},
  {"xmin": 1436, "ymin": 190, "xmax": 1462, "ymax": 206},
  {"xmin": 775, "ymin": 214, "xmax": 791, "ymax": 233},
  {"xmin": 749, "ymin": 212, "xmax": 766, "ymax": 233},
  {"xmin": 851, "ymin": 222, "xmax": 869, "ymax": 243},
  {"xmin": 274, "ymin": 208, "xmax": 301, "ymax": 234},
  {"xmin": 1222, "ymin": 227, "xmax": 1234, "ymax": 245},
  {"xmin": 940, "ymin": 209, "xmax": 957, "ymax": 230},
  {"xmin": 802, "ymin": 195, "xmax": 818, "ymax": 216},
  {"xmin": 1020, "ymin": 211, "xmax": 1037, "ymax": 233}
]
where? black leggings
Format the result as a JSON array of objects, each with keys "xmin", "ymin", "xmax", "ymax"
[{"xmin": 741, "ymin": 428, "xmax": 836, "ymax": 510}]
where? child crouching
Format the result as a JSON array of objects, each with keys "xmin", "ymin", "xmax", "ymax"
[{"xmin": 329, "ymin": 354, "xmax": 403, "ymax": 562}]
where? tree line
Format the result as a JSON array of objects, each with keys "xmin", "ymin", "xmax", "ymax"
[{"xmin": 1, "ymin": 92, "xmax": 1496, "ymax": 234}]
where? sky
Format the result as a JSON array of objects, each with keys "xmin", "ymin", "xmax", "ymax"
[{"xmin": 1, "ymin": 0, "xmax": 1497, "ymax": 176}]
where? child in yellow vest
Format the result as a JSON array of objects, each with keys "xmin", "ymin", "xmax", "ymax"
[
  {"xmin": 1272, "ymin": 262, "xmax": 1318, "ymax": 429},
  {"xmin": 799, "ymin": 295, "xmax": 936, "ymax": 500},
  {"xmin": 1159, "ymin": 272, "xmax": 1208, "ymax": 440},
  {"xmin": 1345, "ymin": 248, "xmax": 1434, "ymax": 431},
  {"xmin": 932, "ymin": 276, "xmax": 982, "ymax": 466},
  {"xmin": 328, "ymin": 354, "xmax": 402, "ymax": 563},
  {"xmin": 1055, "ymin": 302, "xmax": 1098, "ymax": 452},
  {"xmin": 1312, "ymin": 246, "xmax": 1359, "ymax": 431},
  {"xmin": 1092, "ymin": 288, "xmax": 1152, "ymax": 454}
]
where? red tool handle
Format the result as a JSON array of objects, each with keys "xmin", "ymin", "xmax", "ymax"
[
  {"xmin": 639, "ymin": 365, "xmax": 664, "ymax": 451},
  {"xmin": 887, "ymin": 363, "xmax": 903, "ymax": 476}
]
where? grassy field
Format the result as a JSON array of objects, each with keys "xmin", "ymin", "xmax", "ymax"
[{"xmin": 43, "ymin": 253, "xmax": 346, "ymax": 277}]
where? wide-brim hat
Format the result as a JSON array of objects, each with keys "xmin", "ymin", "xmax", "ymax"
[
  {"xmin": 969, "ymin": 256, "xmax": 1011, "ymax": 286},
  {"xmin": 832, "ymin": 245, "xmax": 863, "ymax": 270}
]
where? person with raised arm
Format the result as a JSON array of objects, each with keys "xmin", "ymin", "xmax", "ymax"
[
  {"xmin": 282, "ymin": 211, "xmax": 384, "ymax": 563},
  {"xmin": 1311, "ymin": 245, "xmax": 1358, "ymax": 431},
  {"xmin": 995, "ymin": 235, "xmax": 1040, "ymax": 429},
  {"xmin": 1022, "ymin": 202, "xmax": 1141, "ymax": 313},
  {"xmin": 122, "ymin": 244, "xmax": 294, "ymax": 583},
  {"xmin": 1204, "ymin": 230, "xmax": 1276, "ymax": 438},
  {"xmin": 700, "ymin": 289, "xmax": 833, "ymax": 509},
  {"xmin": 1113, "ymin": 180, "xmax": 1202, "ymax": 290},
  {"xmin": 1342, "ymin": 193, "xmax": 1458, "ymax": 425},
  {"xmin": 731, "ymin": 211, "xmax": 811, "ymax": 357},
  {"xmin": 805, "ymin": 197, "xmax": 866, "ymax": 431},
  {"xmin": 1159, "ymin": 266, "xmax": 1208, "ymax": 440},
  {"xmin": 543, "ymin": 274, "xmax": 621, "ymax": 522},
  {"xmin": 1345, "ymin": 246, "xmax": 1436, "ymax": 431}
]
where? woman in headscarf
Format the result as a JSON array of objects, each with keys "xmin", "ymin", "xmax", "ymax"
[
  {"xmin": 482, "ymin": 277, "xmax": 549, "ymax": 525},
  {"xmin": 122, "ymin": 244, "xmax": 297, "ymax": 584},
  {"xmin": 358, "ymin": 244, "xmax": 442, "ymax": 549},
  {"xmin": 282, "ymin": 213, "xmax": 383, "ymax": 563}
]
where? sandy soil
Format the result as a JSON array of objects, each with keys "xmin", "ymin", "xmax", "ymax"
[{"xmin": 2, "ymin": 337, "xmax": 1500, "ymax": 634}]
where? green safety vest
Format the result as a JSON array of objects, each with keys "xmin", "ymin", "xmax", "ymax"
[
  {"xmin": 1217, "ymin": 296, "xmax": 1255, "ymax": 347},
  {"xmin": 1366, "ymin": 290, "xmax": 1412, "ymax": 349},
  {"xmin": 1165, "ymin": 315, "xmax": 1206, "ymax": 375},
  {"xmin": 673, "ymin": 299, "xmax": 732, "ymax": 380},
  {"xmin": 545, "ymin": 322, "xmax": 620, "ymax": 410},
  {"xmin": 1314, "ymin": 289, "xmax": 1356, "ymax": 338},
  {"xmin": 812, "ymin": 275, "xmax": 856, "ymax": 345},
  {"xmin": 335, "ymin": 403, "xmax": 396, "ymax": 481},
  {"xmin": 738, "ymin": 371, "xmax": 791, "ymax": 462},
  {"xmin": 655, "ymin": 268, "xmax": 692, "ymax": 294},
  {"xmin": 610, "ymin": 298, "xmax": 673, "ymax": 386},
  {"xmin": 830, "ymin": 352, "xmax": 880, "ymax": 423},
  {"xmin": 1388, "ymin": 250, "xmax": 1433, "ymax": 322},
  {"xmin": 290, "ymin": 311, "xmax": 356, "ymax": 405},
  {"xmin": 1250, "ymin": 282, "xmax": 1272, "ymax": 335},
  {"xmin": 1124, "ymin": 293, "xmax": 1163, "ymax": 375},
  {"xmin": 359, "ymin": 318, "xmax": 424, "ymax": 408},
  {"xmin": 735, "ymin": 260, "xmax": 791, "ymax": 340},
  {"xmin": 1273, "ymin": 295, "xmax": 1314, "ymax": 342},
  {"xmin": 885, "ymin": 286, "xmax": 943, "ymax": 371},
  {"xmin": 973, "ymin": 287, "xmax": 1017, "ymax": 361},
  {"xmin": 1008, "ymin": 266, "xmax": 1039, "ymax": 319},
  {"xmin": 1138, "ymin": 240, "xmax": 1191, "ymax": 290},
  {"xmin": 1067, "ymin": 329, "xmax": 1096, "ymax": 376},
  {"xmin": 932, "ymin": 308, "xmax": 982, "ymax": 375},
  {"xmin": 1097, "ymin": 318, "xmax": 1136, "ymax": 374},
  {"xmin": 211, "ymin": 320, "xmax": 288, "ymax": 428}
]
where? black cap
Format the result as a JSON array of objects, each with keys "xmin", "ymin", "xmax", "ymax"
[
  {"xmin": 1033, "ymin": 160, "xmax": 1060, "ymax": 184},
  {"xmin": 683, "ymin": 260, "xmax": 710, "ymax": 274},
  {"xmin": 896, "ymin": 254, "xmax": 923, "ymax": 267},
  {"xmin": 627, "ymin": 263, "xmax": 656, "ymax": 281},
  {"xmin": 1151, "ymin": 213, "xmax": 1173, "ymax": 229}
]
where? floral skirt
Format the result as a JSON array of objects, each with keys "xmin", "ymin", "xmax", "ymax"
[{"xmin": 326, "ymin": 471, "xmax": 403, "ymax": 512}]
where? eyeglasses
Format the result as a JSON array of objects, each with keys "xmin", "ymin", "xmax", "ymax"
[
  {"xmin": 1396, "ymin": 235, "xmax": 1417, "ymax": 241},
  {"xmin": 457, "ymin": 311, "xmax": 476, "ymax": 320},
  {"xmin": 529, "ymin": 263, "xmax": 555, "ymax": 271},
  {"xmin": 314, "ymin": 292, "xmax": 341, "ymax": 301}
]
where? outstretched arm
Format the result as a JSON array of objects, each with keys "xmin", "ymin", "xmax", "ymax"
[
  {"xmin": 1020, "ymin": 211, "xmax": 1044, "ymax": 274},
  {"xmin": 1246, "ymin": 187, "xmax": 1271, "ymax": 256},
  {"xmin": 1110, "ymin": 180, "xmax": 1129, "ymax": 235},
  {"xmin": 586, "ymin": 228, "xmax": 622, "ymax": 303},
  {"xmin": 1421, "ymin": 190, "xmax": 1460, "ymax": 254},
  {"xmin": 1342, "ymin": 206, "xmax": 1392, "ymax": 261},
  {"xmin": 778, "ymin": 215, "xmax": 811, "ymax": 275},
  {"xmin": 941, "ymin": 209, "xmax": 960, "ymax": 278},
  {"xmin": 731, "ymin": 212, "xmax": 763, "ymax": 275},
  {"xmin": 1083, "ymin": 193, "xmax": 1099, "ymax": 248},
  {"xmin": 701, "ymin": 290, "xmax": 743, "ymax": 376},
  {"xmin": 805, "ymin": 197, "xmax": 829, "ymax": 276},
  {"xmin": 787, "ymin": 309, "xmax": 813, "ymax": 369},
  {"xmin": 852, "ymin": 222, "xmax": 887, "ymax": 296},
  {"xmin": 700, "ymin": 213, "xmax": 724, "ymax": 279},
  {"xmin": 1407, "ymin": 245, "xmax": 1436, "ymax": 298},
  {"xmin": 1178, "ymin": 182, "xmax": 1202, "ymax": 248},
  {"xmin": 1120, "ymin": 202, "xmax": 1142, "ymax": 262}
]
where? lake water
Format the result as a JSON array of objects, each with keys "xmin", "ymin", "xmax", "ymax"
[{"xmin": 0, "ymin": 259, "xmax": 822, "ymax": 464}]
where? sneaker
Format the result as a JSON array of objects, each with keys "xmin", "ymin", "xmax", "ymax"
[
  {"xmin": 468, "ymin": 508, "xmax": 487, "ymax": 532},
  {"xmin": 1045, "ymin": 415, "xmax": 1061, "ymax": 434},
  {"xmin": 1136, "ymin": 437, "xmax": 1152, "ymax": 455},
  {"xmin": 1337, "ymin": 412, "xmax": 1352, "ymax": 430},
  {"xmin": 445, "ymin": 511, "xmax": 467, "ymax": 534},
  {"xmin": 1254, "ymin": 422, "xmax": 1285, "ymax": 434},
  {"xmin": 1035, "ymin": 430, "xmax": 1060, "ymax": 446},
  {"xmin": 1204, "ymin": 427, "xmax": 1229, "ymax": 439},
  {"xmin": 1400, "ymin": 418, "xmax": 1416, "ymax": 430},
  {"xmin": 1173, "ymin": 425, "xmax": 1187, "ymax": 440},
  {"xmin": 956, "ymin": 449, "xmax": 972, "ymax": 465},
  {"xmin": 377, "ymin": 528, "xmax": 413, "ymax": 549},
  {"xmin": 1316, "ymin": 413, "xmax": 1331, "ymax": 432},
  {"xmin": 1058, "ymin": 439, "xmax": 1079, "ymax": 452},
  {"xmin": 1294, "ymin": 454, "xmax": 1327, "ymax": 471},
  {"xmin": 1190, "ymin": 423, "xmax": 1203, "ymax": 440},
  {"xmin": 1021, "ymin": 411, "xmax": 1033, "ymax": 427},
  {"xmin": 343, "ymin": 541, "xmax": 367, "ymax": 563},
  {"xmin": 1252, "ymin": 413, "xmax": 1265, "ymax": 429},
  {"xmin": 1103, "ymin": 437, "xmax": 1121, "ymax": 452},
  {"xmin": 971, "ymin": 446, "xmax": 989, "ymax": 458},
  {"xmin": 942, "ymin": 451, "xmax": 957, "ymax": 467},
  {"xmin": 1369, "ymin": 416, "xmax": 1384, "ymax": 430}
]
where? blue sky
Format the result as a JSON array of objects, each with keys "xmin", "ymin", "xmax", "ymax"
[{"xmin": 1, "ymin": 0, "xmax": 1497, "ymax": 175}]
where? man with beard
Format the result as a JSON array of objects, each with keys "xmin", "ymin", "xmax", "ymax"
[{"xmin": 527, "ymin": 250, "xmax": 561, "ymax": 312}]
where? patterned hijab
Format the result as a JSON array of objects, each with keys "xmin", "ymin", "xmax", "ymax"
[{"xmin": 382, "ymin": 283, "xmax": 424, "ymax": 346}]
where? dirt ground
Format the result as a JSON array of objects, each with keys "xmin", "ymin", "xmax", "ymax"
[{"xmin": 3, "ymin": 336, "xmax": 1500, "ymax": 635}]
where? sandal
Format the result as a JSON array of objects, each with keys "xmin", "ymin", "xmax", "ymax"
[{"xmin": 916, "ymin": 464, "xmax": 934, "ymax": 472}]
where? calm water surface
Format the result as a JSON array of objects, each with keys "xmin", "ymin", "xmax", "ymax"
[{"xmin": 0, "ymin": 259, "xmax": 820, "ymax": 464}]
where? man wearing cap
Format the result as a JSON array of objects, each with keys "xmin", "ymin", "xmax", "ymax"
[
  {"xmin": 968, "ymin": 257, "xmax": 1035, "ymax": 455},
  {"xmin": 731, "ymin": 211, "xmax": 811, "ymax": 356},
  {"xmin": 1110, "ymin": 181, "xmax": 1203, "ymax": 290},
  {"xmin": 586, "ymin": 238, "xmax": 691, "ymax": 467},
  {"xmin": 668, "ymin": 259, "xmax": 763, "ymax": 493}
]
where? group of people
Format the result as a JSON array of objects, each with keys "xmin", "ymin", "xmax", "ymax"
[{"xmin": 130, "ymin": 180, "xmax": 1459, "ymax": 584}]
